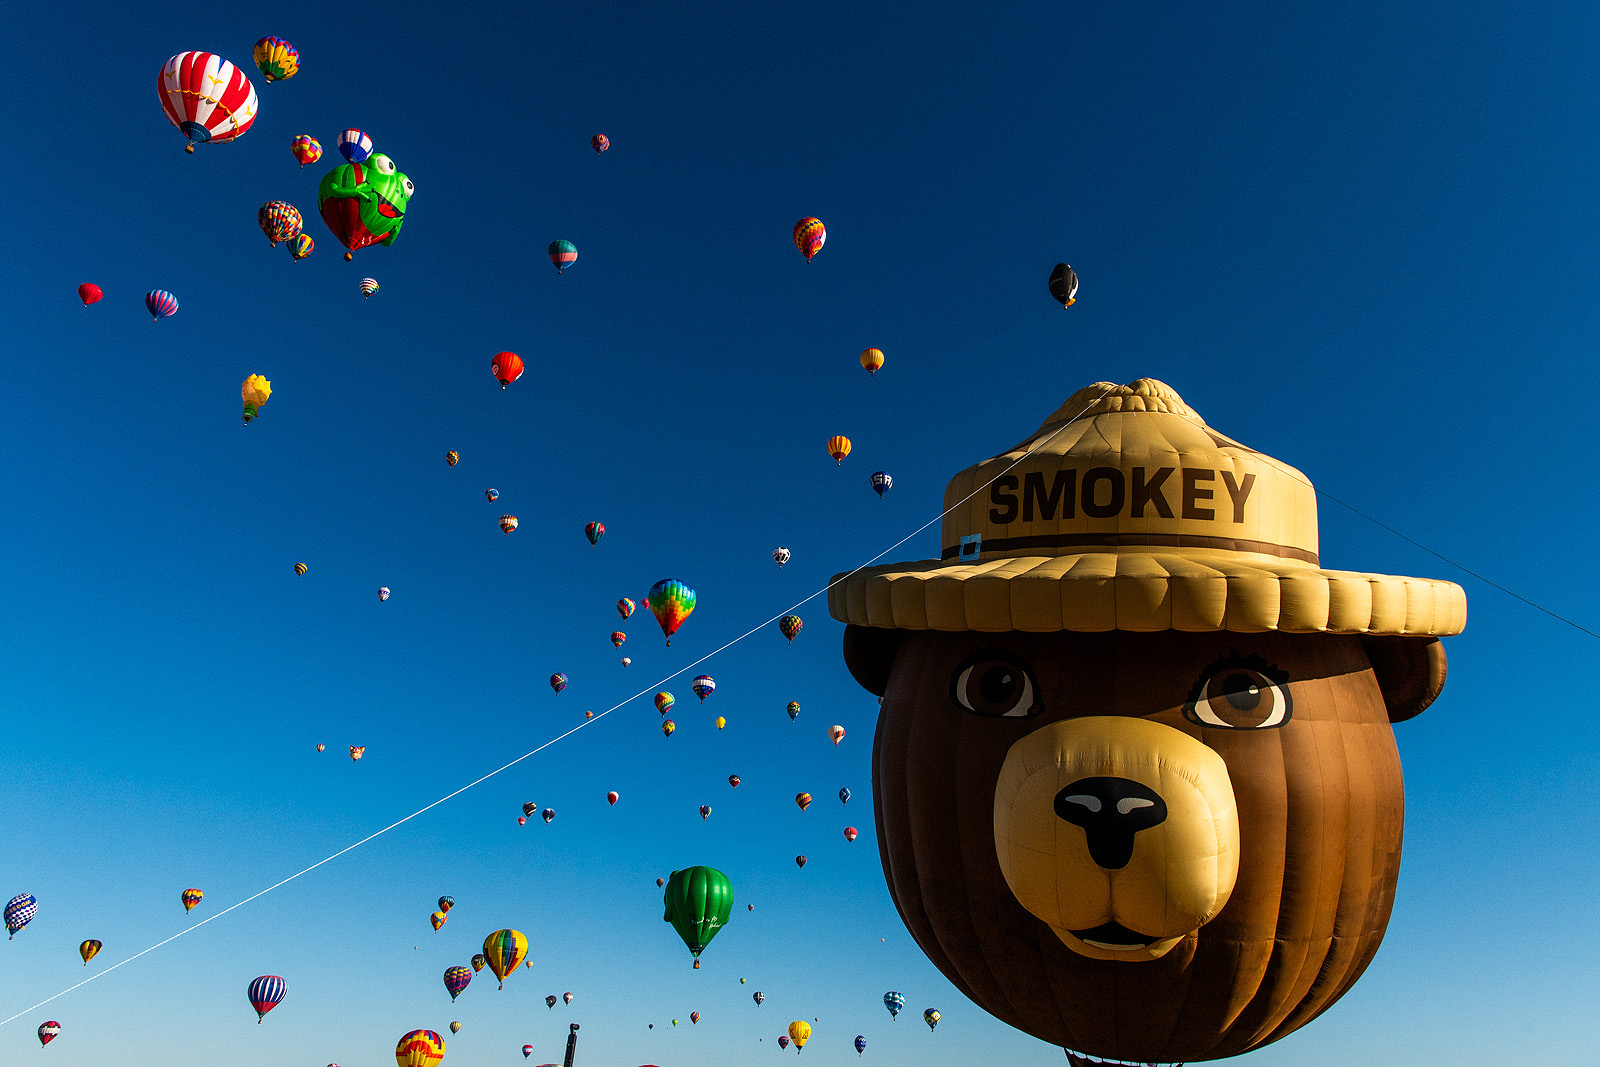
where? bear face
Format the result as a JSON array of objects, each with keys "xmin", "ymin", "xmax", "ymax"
[{"xmin": 847, "ymin": 625, "xmax": 1446, "ymax": 1064}]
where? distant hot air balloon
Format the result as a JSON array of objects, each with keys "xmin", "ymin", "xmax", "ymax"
[
  {"xmin": 779, "ymin": 1036, "xmax": 790, "ymax": 1050},
  {"xmin": 827, "ymin": 437, "xmax": 851, "ymax": 463},
  {"xmin": 585, "ymin": 522, "xmax": 604, "ymax": 545},
  {"xmin": 379, "ymin": 587, "xmax": 391, "ymax": 602},
  {"xmin": 787, "ymin": 702, "xmax": 800, "ymax": 721},
  {"xmin": 793, "ymin": 218, "xmax": 826, "ymax": 262},
  {"xmin": 37, "ymin": 1021, "xmax": 60, "ymax": 1047},
  {"xmin": 77, "ymin": 283, "xmax": 102, "ymax": 307},
  {"xmin": 754, "ymin": 991, "xmax": 766, "ymax": 1005},
  {"xmin": 692, "ymin": 676, "xmax": 716, "ymax": 701},
  {"xmin": 839, "ymin": 787, "xmax": 851, "ymax": 804},
  {"xmin": 337, "ymin": 129, "xmax": 373, "ymax": 165},
  {"xmin": 690, "ymin": 1012, "xmax": 700, "ymax": 1025},
  {"xmin": 829, "ymin": 725, "xmax": 846, "ymax": 746},
  {"xmin": 550, "ymin": 673, "xmax": 568, "ymax": 694},
  {"xmin": 486, "ymin": 489, "xmax": 499, "ymax": 501},
  {"xmin": 1048, "ymin": 263, "xmax": 1079, "ymax": 308},
  {"xmin": 728, "ymin": 775, "xmax": 740, "ymax": 788},
  {"xmin": 564, "ymin": 991, "xmax": 573, "ymax": 1005},
  {"xmin": 699, "ymin": 805, "xmax": 711, "ymax": 820},
  {"xmin": 79, "ymin": 939, "xmax": 102, "ymax": 965},
  {"xmin": 884, "ymin": 992, "xmax": 904, "ymax": 1019},
  {"xmin": 396, "ymin": 1029, "xmax": 445, "ymax": 1067},
  {"xmin": 349, "ymin": 746, "xmax": 365, "ymax": 760},
  {"xmin": 444, "ymin": 966, "xmax": 472, "ymax": 1000},
  {"xmin": 591, "ymin": 134, "xmax": 609, "ymax": 153},
  {"xmin": 523, "ymin": 802, "xmax": 538, "ymax": 817},
  {"xmin": 258, "ymin": 201, "xmax": 303, "ymax": 246},
  {"xmin": 294, "ymin": 562, "xmax": 308, "ymax": 576},
  {"xmin": 247, "ymin": 975, "xmax": 286, "ymax": 1022},
  {"xmin": 438, "ymin": 896, "xmax": 454, "ymax": 913},
  {"xmin": 316, "ymin": 743, "xmax": 325, "ymax": 751},
  {"xmin": 443, "ymin": 451, "xmax": 458, "ymax": 467},
  {"xmin": 773, "ymin": 547, "xmax": 791, "ymax": 568},
  {"xmin": 241, "ymin": 375, "xmax": 272, "ymax": 423},
  {"xmin": 482, "ymin": 929, "xmax": 528, "ymax": 988},
  {"xmin": 647, "ymin": 579, "xmax": 696, "ymax": 645},
  {"xmin": 871, "ymin": 471, "xmax": 893, "ymax": 497},
  {"xmin": 542, "ymin": 808, "xmax": 555, "ymax": 824},
  {"xmin": 795, "ymin": 793, "xmax": 812, "ymax": 811},
  {"xmin": 546, "ymin": 995, "xmax": 558, "ymax": 1010},
  {"xmin": 252, "ymin": 37, "xmax": 299, "ymax": 82},
  {"xmin": 430, "ymin": 911, "xmax": 447, "ymax": 932},
  {"xmin": 499, "ymin": 515, "xmax": 518, "ymax": 535},
  {"xmin": 795, "ymin": 855, "xmax": 807, "ymax": 868},
  {"xmin": 491, "ymin": 351, "xmax": 524, "ymax": 389},
  {"xmin": 855, "ymin": 1035, "xmax": 867, "ymax": 1054},
  {"xmin": 655, "ymin": 692, "xmax": 676, "ymax": 715},
  {"xmin": 450, "ymin": 1021, "xmax": 462, "ymax": 1034},
  {"xmin": 548, "ymin": 240, "xmax": 578, "ymax": 274},
  {"xmin": 471, "ymin": 954, "xmax": 486, "ymax": 972},
  {"xmin": 621, "ymin": 657, "xmax": 631, "ymax": 666},
  {"xmin": 607, "ymin": 791, "xmax": 619, "ymax": 805},
  {"xmin": 860, "ymin": 348, "xmax": 884, "ymax": 375},
  {"xmin": 662, "ymin": 866, "xmax": 733, "ymax": 968},
  {"xmin": 779, "ymin": 615, "xmax": 803, "ymax": 642},
  {"xmin": 291, "ymin": 135, "xmax": 322, "ymax": 167},
  {"xmin": 788, "ymin": 1020, "xmax": 811, "ymax": 1051},
  {"xmin": 360, "ymin": 277, "xmax": 380, "ymax": 298},
  {"xmin": 844, "ymin": 827, "xmax": 858, "ymax": 842},
  {"xmin": 146, "ymin": 290, "xmax": 178, "ymax": 322},
  {"xmin": 158, "ymin": 52, "xmax": 258, "ymax": 153},
  {"xmin": 610, "ymin": 632, "xmax": 626, "ymax": 649},
  {"xmin": 289, "ymin": 233, "xmax": 315, "ymax": 260},
  {"xmin": 522, "ymin": 1046, "xmax": 534, "ymax": 1058},
  {"xmin": 715, "ymin": 716, "xmax": 726, "ymax": 729},
  {"xmin": 656, "ymin": 878, "xmax": 665, "ymax": 887},
  {"xmin": 662, "ymin": 719, "xmax": 675, "ymax": 737},
  {"xmin": 617, "ymin": 598, "xmax": 636, "ymax": 619},
  {"xmin": 517, "ymin": 816, "xmax": 527, "ymax": 825},
  {"xmin": 182, "ymin": 888, "xmax": 203, "ymax": 912}
]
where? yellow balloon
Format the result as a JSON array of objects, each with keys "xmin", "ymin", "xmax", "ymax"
[
  {"xmin": 241, "ymin": 374, "xmax": 272, "ymax": 423},
  {"xmin": 827, "ymin": 436, "xmax": 852, "ymax": 464},
  {"xmin": 482, "ymin": 928, "xmax": 528, "ymax": 988},
  {"xmin": 788, "ymin": 1020, "xmax": 811, "ymax": 1049},
  {"xmin": 715, "ymin": 716, "xmax": 726, "ymax": 729},
  {"xmin": 860, "ymin": 348, "xmax": 884, "ymax": 375}
]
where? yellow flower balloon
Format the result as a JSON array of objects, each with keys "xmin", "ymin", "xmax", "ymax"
[{"xmin": 241, "ymin": 375, "xmax": 272, "ymax": 423}]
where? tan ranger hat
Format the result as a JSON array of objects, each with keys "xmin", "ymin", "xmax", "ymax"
[{"xmin": 829, "ymin": 378, "xmax": 1466, "ymax": 634}]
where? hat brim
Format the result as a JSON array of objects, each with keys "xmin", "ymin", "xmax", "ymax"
[{"xmin": 828, "ymin": 550, "xmax": 1466, "ymax": 636}]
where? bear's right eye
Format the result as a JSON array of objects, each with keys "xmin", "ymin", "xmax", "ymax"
[{"xmin": 950, "ymin": 650, "xmax": 1041, "ymax": 719}]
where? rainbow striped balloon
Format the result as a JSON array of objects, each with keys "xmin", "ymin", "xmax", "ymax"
[
  {"xmin": 291, "ymin": 135, "xmax": 321, "ymax": 167},
  {"xmin": 646, "ymin": 579, "xmax": 696, "ymax": 645},
  {"xmin": 289, "ymin": 233, "xmax": 314, "ymax": 260},
  {"xmin": 360, "ymin": 278, "xmax": 379, "ymax": 299},
  {"xmin": 396, "ymin": 1028, "xmax": 445, "ymax": 1067},
  {"xmin": 145, "ymin": 290, "xmax": 178, "ymax": 322},
  {"xmin": 443, "ymin": 966, "xmax": 472, "ymax": 1001},
  {"xmin": 793, "ymin": 217, "xmax": 826, "ymax": 261}
]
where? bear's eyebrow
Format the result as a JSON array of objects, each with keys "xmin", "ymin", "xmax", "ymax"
[{"xmin": 1184, "ymin": 651, "xmax": 1289, "ymax": 706}]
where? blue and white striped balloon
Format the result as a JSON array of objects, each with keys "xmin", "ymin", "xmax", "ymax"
[{"xmin": 336, "ymin": 128, "xmax": 373, "ymax": 164}]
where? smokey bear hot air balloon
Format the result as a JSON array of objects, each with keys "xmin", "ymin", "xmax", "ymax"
[{"xmin": 830, "ymin": 377, "xmax": 1467, "ymax": 1064}]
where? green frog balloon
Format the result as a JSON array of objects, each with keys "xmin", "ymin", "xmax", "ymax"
[{"xmin": 317, "ymin": 153, "xmax": 413, "ymax": 260}]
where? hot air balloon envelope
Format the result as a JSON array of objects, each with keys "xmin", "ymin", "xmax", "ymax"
[
  {"xmin": 158, "ymin": 53, "xmax": 258, "ymax": 151},
  {"xmin": 247, "ymin": 975, "xmax": 286, "ymax": 1021},
  {"xmin": 77, "ymin": 283, "xmax": 102, "ymax": 307},
  {"xmin": 647, "ymin": 579, "xmax": 696, "ymax": 644},
  {"xmin": 252, "ymin": 37, "xmax": 299, "ymax": 82},
  {"xmin": 492, "ymin": 351, "xmax": 524, "ymax": 389},
  {"xmin": 860, "ymin": 348, "xmax": 884, "ymax": 375},
  {"xmin": 662, "ymin": 866, "xmax": 734, "ymax": 962},
  {"xmin": 591, "ymin": 134, "xmax": 609, "ymax": 153},
  {"xmin": 1049, "ymin": 262, "xmax": 1079, "ymax": 307},
  {"xmin": 482, "ymin": 929, "xmax": 529, "ymax": 988},
  {"xmin": 548, "ymin": 240, "xmax": 578, "ymax": 273},
  {"xmin": 793, "ymin": 218, "xmax": 825, "ymax": 261},
  {"xmin": 79, "ymin": 938, "xmax": 102, "ymax": 964},
  {"xmin": 396, "ymin": 1029, "xmax": 445, "ymax": 1067},
  {"xmin": 37, "ymin": 1022, "xmax": 60, "ymax": 1046},
  {"xmin": 692, "ymin": 676, "xmax": 715, "ymax": 701}
]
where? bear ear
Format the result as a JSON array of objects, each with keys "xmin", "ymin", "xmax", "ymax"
[
  {"xmin": 842, "ymin": 625, "xmax": 902, "ymax": 697},
  {"xmin": 1359, "ymin": 635, "xmax": 1448, "ymax": 723}
]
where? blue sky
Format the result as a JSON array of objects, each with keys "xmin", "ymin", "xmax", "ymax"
[{"xmin": 1, "ymin": 1, "xmax": 1598, "ymax": 1064}]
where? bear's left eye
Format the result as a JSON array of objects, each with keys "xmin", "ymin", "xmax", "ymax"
[
  {"xmin": 950, "ymin": 650, "xmax": 1041, "ymax": 719},
  {"xmin": 1184, "ymin": 656, "xmax": 1291, "ymax": 730}
]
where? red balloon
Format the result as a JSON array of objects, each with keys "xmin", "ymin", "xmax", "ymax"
[
  {"xmin": 491, "ymin": 351, "xmax": 524, "ymax": 389},
  {"xmin": 844, "ymin": 826, "xmax": 858, "ymax": 842},
  {"xmin": 607, "ymin": 791, "xmax": 619, "ymax": 805},
  {"xmin": 77, "ymin": 283, "xmax": 102, "ymax": 307}
]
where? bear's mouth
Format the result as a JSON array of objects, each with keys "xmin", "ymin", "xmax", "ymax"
[{"xmin": 1069, "ymin": 921, "xmax": 1161, "ymax": 950}]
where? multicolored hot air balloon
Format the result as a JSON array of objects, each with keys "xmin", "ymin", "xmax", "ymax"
[
  {"xmin": 79, "ymin": 939, "xmax": 102, "ymax": 964},
  {"xmin": 754, "ymin": 991, "xmax": 765, "ymax": 1005},
  {"xmin": 289, "ymin": 233, "xmax": 315, "ymax": 260},
  {"xmin": 542, "ymin": 808, "xmax": 555, "ymax": 824},
  {"xmin": 617, "ymin": 598, "xmax": 635, "ymax": 619},
  {"xmin": 291, "ymin": 135, "xmax": 322, "ymax": 167},
  {"xmin": 548, "ymin": 240, "xmax": 578, "ymax": 273},
  {"xmin": 788, "ymin": 1020, "xmax": 811, "ymax": 1051},
  {"xmin": 7, "ymin": 894, "xmax": 39, "ymax": 938},
  {"xmin": 779, "ymin": 1036, "xmax": 790, "ymax": 1050},
  {"xmin": 450, "ymin": 1021, "xmax": 462, "ymax": 1034},
  {"xmin": 158, "ymin": 52, "xmax": 258, "ymax": 153},
  {"xmin": 564, "ymin": 991, "xmax": 573, "ymax": 1005},
  {"xmin": 294, "ymin": 562, "xmax": 308, "ymax": 576},
  {"xmin": 77, "ymin": 283, "xmax": 102, "ymax": 307},
  {"xmin": 844, "ymin": 826, "xmax": 859, "ymax": 842},
  {"xmin": 549, "ymin": 673, "xmax": 568, "ymax": 694},
  {"xmin": 482, "ymin": 929, "xmax": 528, "ymax": 988},
  {"xmin": 787, "ymin": 701, "xmax": 800, "ymax": 721},
  {"xmin": 728, "ymin": 775, "xmax": 740, "ymax": 788},
  {"xmin": 523, "ymin": 802, "xmax": 538, "ymax": 817},
  {"xmin": 438, "ymin": 896, "xmax": 454, "ymax": 913},
  {"xmin": 773, "ymin": 547, "xmax": 790, "ymax": 568},
  {"xmin": 247, "ymin": 975, "xmax": 286, "ymax": 1022},
  {"xmin": 691, "ymin": 676, "xmax": 716, "ymax": 701},
  {"xmin": 610, "ymin": 632, "xmax": 626, "ymax": 649},
  {"xmin": 491, "ymin": 351, "xmax": 524, "ymax": 389},
  {"xmin": 795, "ymin": 855, "xmax": 807, "ymax": 868},
  {"xmin": 839, "ymin": 787, "xmax": 851, "ymax": 804},
  {"xmin": 620, "ymin": 656, "xmax": 631, "ymax": 667},
  {"xmin": 829, "ymin": 725, "xmax": 846, "ymax": 746},
  {"xmin": 699, "ymin": 805, "xmax": 711, "ymax": 820},
  {"xmin": 396, "ymin": 1029, "xmax": 445, "ymax": 1067},
  {"xmin": 779, "ymin": 615, "xmax": 803, "ymax": 642},
  {"xmin": 654, "ymin": 692, "xmax": 675, "ymax": 715},
  {"xmin": 860, "ymin": 348, "xmax": 884, "ymax": 375},
  {"xmin": 241, "ymin": 375, "xmax": 271, "ymax": 423},
  {"xmin": 379, "ymin": 586, "xmax": 391, "ymax": 602},
  {"xmin": 1049, "ymin": 262, "xmax": 1079, "ymax": 307},
  {"xmin": 337, "ymin": 129, "xmax": 373, "ymax": 165},
  {"xmin": 662, "ymin": 866, "xmax": 733, "ymax": 968},
  {"xmin": 662, "ymin": 719, "xmax": 676, "ymax": 737},
  {"xmin": 252, "ymin": 37, "xmax": 299, "ymax": 82},
  {"xmin": 923, "ymin": 1009, "xmax": 939, "ymax": 1031},
  {"xmin": 522, "ymin": 1045, "xmax": 533, "ymax": 1058},
  {"xmin": 146, "ymin": 290, "xmax": 178, "ymax": 322},
  {"xmin": 871, "ymin": 471, "xmax": 893, "ymax": 497},
  {"xmin": 319, "ymin": 152, "xmax": 412, "ymax": 259},
  {"xmin": 646, "ymin": 579, "xmax": 696, "ymax": 645},
  {"xmin": 37, "ymin": 1021, "xmax": 60, "ymax": 1047},
  {"xmin": 585, "ymin": 522, "xmax": 604, "ymax": 545},
  {"xmin": 430, "ymin": 911, "xmax": 447, "ymax": 932},
  {"xmin": 827, "ymin": 436, "xmax": 851, "ymax": 463},
  {"xmin": 793, "ymin": 218, "xmax": 825, "ymax": 262},
  {"xmin": 590, "ymin": 134, "xmax": 609, "ymax": 153},
  {"xmin": 471, "ymin": 953, "xmax": 486, "ymax": 972},
  {"xmin": 883, "ymin": 992, "xmax": 904, "ymax": 1019},
  {"xmin": 499, "ymin": 515, "xmax": 518, "ymax": 535},
  {"xmin": 349, "ymin": 746, "xmax": 365, "ymax": 760},
  {"xmin": 443, "ymin": 966, "xmax": 472, "ymax": 1000},
  {"xmin": 795, "ymin": 793, "xmax": 812, "ymax": 811},
  {"xmin": 361, "ymin": 277, "xmax": 380, "ymax": 298},
  {"xmin": 690, "ymin": 1012, "xmax": 700, "ymax": 1025},
  {"xmin": 855, "ymin": 1035, "xmax": 867, "ymax": 1054},
  {"xmin": 486, "ymin": 489, "xmax": 499, "ymax": 501}
]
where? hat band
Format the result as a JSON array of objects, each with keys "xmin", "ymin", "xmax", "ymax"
[{"xmin": 941, "ymin": 531, "xmax": 1320, "ymax": 565}]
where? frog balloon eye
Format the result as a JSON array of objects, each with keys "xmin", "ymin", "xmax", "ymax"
[
  {"xmin": 370, "ymin": 154, "xmax": 396, "ymax": 175},
  {"xmin": 402, "ymin": 178, "xmax": 415, "ymax": 197},
  {"xmin": 950, "ymin": 650, "xmax": 1040, "ymax": 719},
  {"xmin": 1184, "ymin": 655, "xmax": 1292, "ymax": 730}
]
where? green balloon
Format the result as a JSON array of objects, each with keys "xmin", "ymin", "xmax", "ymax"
[
  {"xmin": 317, "ymin": 154, "xmax": 413, "ymax": 255},
  {"xmin": 663, "ymin": 866, "xmax": 733, "ymax": 960}
]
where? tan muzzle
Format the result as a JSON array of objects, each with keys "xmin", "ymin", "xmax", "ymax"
[{"xmin": 993, "ymin": 717, "xmax": 1240, "ymax": 961}]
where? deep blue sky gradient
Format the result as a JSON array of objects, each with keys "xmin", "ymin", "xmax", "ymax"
[{"xmin": 1, "ymin": 2, "xmax": 1598, "ymax": 1065}]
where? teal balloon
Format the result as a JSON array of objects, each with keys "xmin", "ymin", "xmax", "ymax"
[{"xmin": 662, "ymin": 866, "xmax": 733, "ymax": 961}]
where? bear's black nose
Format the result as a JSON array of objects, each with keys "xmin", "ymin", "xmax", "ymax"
[{"xmin": 1054, "ymin": 777, "xmax": 1168, "ymax": 870}]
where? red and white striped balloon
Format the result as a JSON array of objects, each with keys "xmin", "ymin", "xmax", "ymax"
[{"xmin": 158, "ymin": 52, "xmax": 258, "ymax": 152}]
